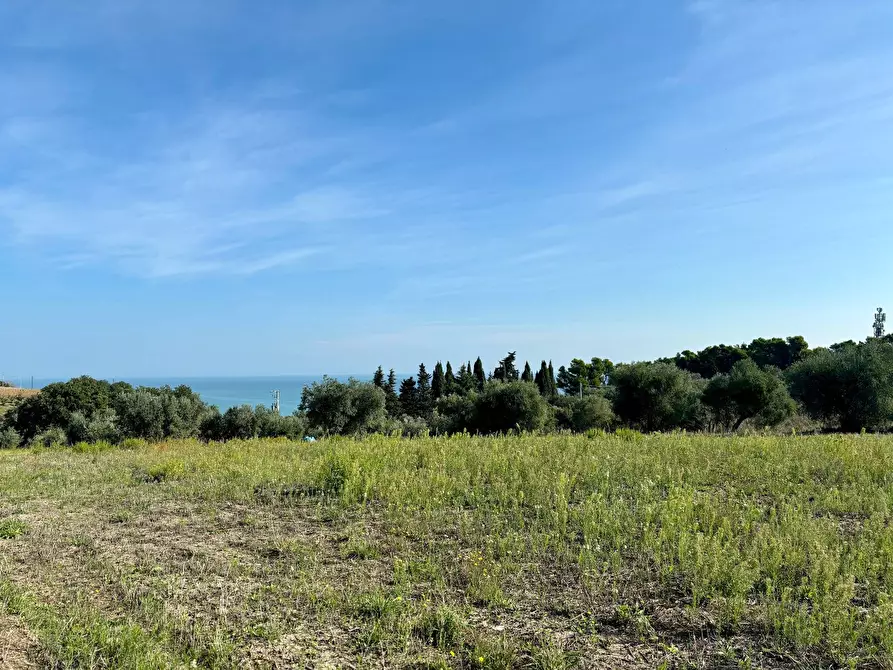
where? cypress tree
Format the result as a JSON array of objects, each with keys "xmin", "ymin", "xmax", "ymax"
[
  {"xmin": 432, "ymin": 362, "xmax": 445, "ymax": 400},
  {"xmin": 385, "ymin": 369, "xmax": 400, "ymax": 417},
  {"xmin": 373, "ymin": 366, "xmax": 385, "ymax": 388},
  {"xmin": 444, "ymin": 361, "xmax": 456, "ymax": 395},
  {"xmin": 536, "ymin": 361, "xmax": 549, "ymax": 396},
  {"xmin": 473, "ymin": 357, "xmax": 486, "ymax": 391},
  {"xmin": 547, "ymin": 361, "xmax": 557, "ymax": 398},
  {"xmin": 417, "ymin": 363, "xmax": 433, "ymax": 417},
  {"xmin": 522, "ymin": 361, "xmax": 533, "ymax": 383},
  {"xmin": 399, "ymin": 377, "xmax": 417, "ymax": 416},
  {"xmin": 457, "ymin": 363, "xmax": 475, "ymax": 394},
  {"xmin": 493, "ymin": 352, "xmax": 519, "ymax": 382}
]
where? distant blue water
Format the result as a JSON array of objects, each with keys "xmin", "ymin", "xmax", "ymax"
[{"xmin": 21, "ymin": 375, "xmax": 374, "ymax": 416}]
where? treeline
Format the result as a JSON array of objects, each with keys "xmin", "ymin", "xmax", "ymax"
[
  {"xmin": 3, "ymin": 333, "xmax": 893, "ymax": 448},
  {"xmin": 358, "ymin": 334, "xmax": 893, "ymax": 436},
  {"xmin": 0, "ymin": 380, "xmax": 305, "ymax": 449}
]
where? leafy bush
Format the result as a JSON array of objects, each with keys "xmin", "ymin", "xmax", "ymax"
[
  {"xmin": 390, "ymin": 415, "xmax": 429, "ymax": 438},
  {"xmin": 609, "ymin": 362, "xmax": 705, "ymax": 432},
  {"xmin": 120, "ymin": 437, "xmax": 148, "ymax": 450},
  {"xmin": 702, "ymin": 359, "xmax": 795, "ymax": 431},
  {"xmin": 67, "ymin": 408, "xmax": 120, "ymax": 444},
  {"xmin": 12, "ymin": 377, "xmax": 131, "ymax": 442},
  {"xmin": 132, "ymin": 460, "xmax": 186, "ymax": 483},
  {"xmin": 431, "ymin": 393, "xmax": 477, "ymax": 435},
  {"xmin": 222, "ymin": 405, "xmax": 258, "ymax": 440},
  {"xmin": 473, "ymin": 381, "xmax": 550, "ymax": 434},
  {"xmin": 30, "ymin": 427, "xmax": 68, "ymax": 448},
  {"xmin": 72, "ymin": 440, "xmax": 115, "ymax": 454},
  {"xmin": 114, "ymin": 390, "xmax": 165, "ymax": 441},
  {"xmin": 300, "ymin": 378, "xmax": 387, "ymax": 436},
  {"xmin": 0, "ymin": 427, "xmax": 21, "ymax": 449},
  {"xmin": 554, "ymin": 394, "xmax": 614, "ymax": 432},
  {"xmin": 787, "ymin": 341, "xmax": 893, "ymax": 432},
  {"xmin": 255, "ymin": 405, "xmax": 306, "ymax": 440}
]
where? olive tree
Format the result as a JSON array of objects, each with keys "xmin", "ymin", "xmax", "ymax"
[
  {"xmin": 609, "ymin": 362, "xmax": 705, "ymax": 432},
  {"xmin": 787, "ymin": 341, "xmax": 893, "ymax": 432},
  {"xmin": 702, "ymin": 359, "xmax": 795, "ymax": 431},
  {"xmin": 300, "ymin": 378, "xmax": 387, "ymax": 436}
]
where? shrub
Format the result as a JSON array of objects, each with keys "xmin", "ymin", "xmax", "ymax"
[
  {"xmin": 120, "ymin": 437, "xmax": 148, "ymax": 450},
  {"xmin": 0, "ymin": 427, "xmax": 21, "ymax": 449},
  {"xmin": 255, "ymin": 405, "xmax": 306, "ymax": 440},
  {"xmin": 133, "ymin": 460, "xmax": 186, "ymax": 483},
  {"xmin": 12, "ymin": 376, "xmax": 127, "ymax": 442},
  {"xmin": 67, "ymin": 408, "xmax": 120, "ymax": 444},
  {"xmin": 554, "ymin": 394, "xmax": 614, "ymax": 432},
  {"xmin": 391, "ymin": 415, "xmax": 429, "ymax": 438},
  {"xmin": 114, "ymin": 390, "xmax": 165, "ymax": 441},
  {"xmin": 72, "ymin": 440, "xmax": 115, "ymax": 454},
  {"xmin": 702, "ymin": 359, "xmax": 795, "ymax": 431},
  {"xmin": 787, "ymin": 341, "xmax": 893, "ymax": 432},
  {"xmin": 431, "ymin": 393, "xmax": 477, "ymax": 435},
  {"xmin": 199, "ymin": 408, "xmax": 226, "ymax": 441},
  {"xmin": 300, "ymin": 378, "xmax": 387, "ymax": 436},
  {"xmin": 473, "ymin": 381, "xmax": 549, "ymax": 434},
  {"xmin": 609, "ymin": 362, "xmax": 705, "ymax": 432},
  {"xmin": 222, "ymin": 405, "xmax": 259, "ymax": 440},
  {"xmin": 30, "ymin": 427, "xmax": 68, "ymax": 448}
]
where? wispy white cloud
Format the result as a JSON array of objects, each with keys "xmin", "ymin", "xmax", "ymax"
[
  {"xmin": 3, "ymin": 0, "xmax": 893, "ymax": 289},
  {"xmin": 566, "ymin": 0, "xmax": 893, "ymax": 234}
]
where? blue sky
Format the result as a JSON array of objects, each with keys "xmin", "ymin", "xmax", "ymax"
[{"xmin": 2, "ymin": 0, "xmax": 893, "ymax": 378}]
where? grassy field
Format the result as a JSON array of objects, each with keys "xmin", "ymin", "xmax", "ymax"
[
  {"xmin": 1, "ymin": 433, "xmax": 893, "ymax": 669},
  {"xmin": 0, "ymin": 387, "xmax": 38, "ymax": 399}
]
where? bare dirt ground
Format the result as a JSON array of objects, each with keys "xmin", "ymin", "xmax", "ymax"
[{"xmin": 0, "ymin": 615, "xmax": 38, "ymax": 669}]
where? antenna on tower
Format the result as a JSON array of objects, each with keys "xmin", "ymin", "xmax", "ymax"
[
  {"xmin": 270, "ymin": 389, "xmax": 281, "ymax": 415},
  {"xmin": 873, "ymin": 307, "xmax": 886, "ymax": 339}
]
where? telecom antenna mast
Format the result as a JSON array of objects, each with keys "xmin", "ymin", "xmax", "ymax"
[
  {"xmin": 270, "ymin": 389, "xmax": 281, "ymax": 414},
  {"xmin": 874, "ymin": 307, "xmax": 886, "ymax": 339}
]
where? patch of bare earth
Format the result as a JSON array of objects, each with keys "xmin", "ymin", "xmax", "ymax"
[
  {"xmin": 0, "ymin": 615, "xmax": 38, "ymax": 669},
  {"xmin": 1, "ymin": 497, "xmax": 793, "ymax": 668}
]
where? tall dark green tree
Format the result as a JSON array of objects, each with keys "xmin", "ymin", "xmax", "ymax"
[
  {"xmin": 557, "ymin": 358, "xmax": 614, "ymax": 395},
  {"xmin": 398, "ymin": 377, "xmax": 418, "ymax": 417},
  {"xmin": 492, "ymin": 352, "xmax": 520, "ymax": 382},
  {"xmin": 385, "ymin": 369, "xmax": 400, "ymax": 417},
  {"xmin": 672, "ymin": 344, "xmax": 748, "ymax": 378},
  {"xmin": 417, "ymin": 363, "xmax": 433, "ymax": 418},
  {"xmin": 444, "ymin": 362, "xmax": 456, "ymax": 396},
  {"xmin": 745, "ymin": 337, "xmax": 809, "ymax": 370},
  {"xmin": 372, "ymin": 366, "xmax": 385, "ymax": 389},
  {"xmin": 547, "ymin": 361, "xmax": 558, "ymax": 399},
  {"xmin": 521, "ymin": 361, "xmax": 533, "ymax": 383},
  {"xmin": 535, "ymin": 361, "xmax": 549, "ymax": 397},
  {"xmin": 457, "ymin": 363, "xmax": 476, "ymax": 395},
  {"xmin": 432, "ymin": 362, "xmax": 445, "ymax": 400},
  {"xmin": 473, "ymin": 357, "xmax": 486, "ymax": 391}
]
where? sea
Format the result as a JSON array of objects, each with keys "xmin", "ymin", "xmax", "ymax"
[{"xmin": 17, "ymin": 375, "xmax": 374, "ymax": 416}]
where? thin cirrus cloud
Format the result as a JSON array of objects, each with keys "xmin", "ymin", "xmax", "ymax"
[{"xmin": 1, "ymin": 0, "xmax": 893, "ymax": 288}]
